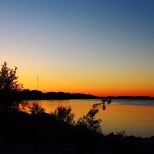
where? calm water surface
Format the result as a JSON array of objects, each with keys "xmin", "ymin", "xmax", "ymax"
[{"xmin": 24, "ymin": 99, "xmax": 154, "ymax": 137}]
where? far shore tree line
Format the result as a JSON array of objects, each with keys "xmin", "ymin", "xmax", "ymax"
[{"xmin": 0, "ymin": 61, "xmax": 153, "ymax": 101}]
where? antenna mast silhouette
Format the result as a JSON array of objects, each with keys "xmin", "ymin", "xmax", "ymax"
[{"xmin": 37, "ymin": 76, "xmax": 38, "ymax": 90}]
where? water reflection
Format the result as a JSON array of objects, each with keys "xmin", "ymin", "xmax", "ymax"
[
  {"xmin": 23, "ymin": 99, "xmax": 154, "ymax": 137},
  {"xmin": 113, "ymin": 99, "xmax": 154, "ymax": 106}
]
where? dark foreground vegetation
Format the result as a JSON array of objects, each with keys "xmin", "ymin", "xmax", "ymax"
[
  {"xmin": 0, "ymin": 106, "xmax": 154, "ymax": 154},
  {"xmin": 0, "ymin": 62, "xmax": 154, "ymax": 153}
]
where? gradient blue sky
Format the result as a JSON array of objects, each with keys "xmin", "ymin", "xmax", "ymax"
[{"xmin": 0, "ymin": 0, "xmax": 154, "ymax": 96}]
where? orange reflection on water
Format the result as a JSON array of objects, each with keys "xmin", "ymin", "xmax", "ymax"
[
  {"xmin": 25, "ymin": 99, "xmax": 154, "ymax": 137},
  {"xmin": 98, "ymin": 104, "xmax": 154, "ymax": 137}
]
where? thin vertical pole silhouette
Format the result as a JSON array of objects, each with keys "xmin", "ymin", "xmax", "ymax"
[{"xmin": 37, "ymin": 76, "xmax": 38, "ymax": 90}]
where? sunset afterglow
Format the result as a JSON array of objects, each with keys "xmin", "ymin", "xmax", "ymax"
[{"xmin": 0, "ymin": 0, "xmax": 154, "ymax": 96}]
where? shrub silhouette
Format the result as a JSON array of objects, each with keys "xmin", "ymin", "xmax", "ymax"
[
  {"xmin": 29, "ymin": 103, "xmax": 45, "ymax": 115},
  {"xmin": 51, "ymin": 105, "xmax": 75, "ymax": 125}
]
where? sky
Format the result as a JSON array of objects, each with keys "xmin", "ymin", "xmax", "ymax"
[{"xmin": 0, "ymin": 0, "xmax": 154, "ymax": 96}]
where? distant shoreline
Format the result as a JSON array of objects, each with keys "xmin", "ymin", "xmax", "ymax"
[
  {"xmin": 101, "ymin": 96, "xmax": 154, "ymax": 100},
  {"xmin": 20, "ymin": 90, "xmax": 154, "ymax": 100}
]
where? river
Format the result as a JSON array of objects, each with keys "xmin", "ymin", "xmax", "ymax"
[{"xmin": 23, "ymin": 99, "xmax": 154, "ymax": 137}]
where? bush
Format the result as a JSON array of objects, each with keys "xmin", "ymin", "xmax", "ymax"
[
  {"xmin": 51, "ymin": 106, "xmax": 75, "ymax": 125},
  {"xmin": 29, "ymin": 103, "xmax": 45, "ymax": 115}
]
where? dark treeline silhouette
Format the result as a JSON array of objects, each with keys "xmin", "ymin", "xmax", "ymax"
[
  {"xmin": 20, "ymin": 89, "xmax": 99, "ymax": 100},
  {"xmin": 15, "ymin": 89, "xmax": 154, "ymax": 100},
  {"xmin": 102, "ymin": 96, "xmax": 154, "ymax": 100}
]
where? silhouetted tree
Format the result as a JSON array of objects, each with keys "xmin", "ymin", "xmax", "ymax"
[
  {"xmin": 0, "ymin": 62, "xmax": 23, "ymax": 92},
  {"xmin": 51, "ymin": 106, "xmax": 75, "ymax": 125},
  {"xmin": 77, "ymin": 103, "xmax": 102, "ymax": 134},
  {"xmin": 0, "ymin": 62, "xmax": 23, "ymax": 110},
  {"xmin": 77, "ymin": 100, "xmax": 112, "ymax": 133}
]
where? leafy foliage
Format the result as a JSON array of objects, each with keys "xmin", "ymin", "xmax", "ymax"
[
  {"xmin": 0, "ymin": 62, "xmax": 23, "ymax": 111},
  {"xmin": 0, "ymin": 62, "xmax": 23, "ymax": 92},
  {"xmin": 29, "ymin": 103, "xmax": 46, "ymax": 115},
  {"xmin": 77, "ymin": 103, "xmax": 102, "ymax": 134},
  {"xmin": 51, "ymin": 106, "xmax": 75, "ymax": 125}
]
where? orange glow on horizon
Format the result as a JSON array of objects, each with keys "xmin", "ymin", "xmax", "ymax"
[
  {"xmin": 18, "ymin": 70, "xmax": 154, "ymax": 97},
  {"xmin": 22, "ymin": 86, "xmax": 154, "ymax": 97}
]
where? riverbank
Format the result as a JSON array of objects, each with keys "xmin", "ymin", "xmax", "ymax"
[
  {"xmin": 0, "ymin": 109, "xmax": 153, "ymax": 154},
  {"xmin": 0, "ymin": 136, "xmax": 154, "ymax": 154}
]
